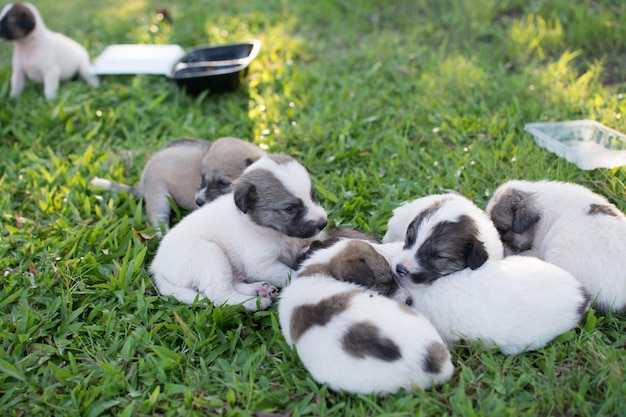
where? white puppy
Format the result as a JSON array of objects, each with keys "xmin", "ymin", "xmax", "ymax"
[
  {"xmin": 392, "ymin": 195, "xmax": 590, "ymax": 355},
  {"xmin": 91, "ymin": 137, "xmax": 265, "ymax": 234},
  {"xmin": 150, "ymin": 154, "xmax": 328, "ymax": 311},
  {"xmin": 279, "ymin": 239, "xmax": 454, "ymax": 394},
  {"xmin": 487, "ymin": 179, "xmax": 626, "ymax": 313},
  {"xmin": 0, "ymin": 2, "xmax": 99, "ymax": 99}
]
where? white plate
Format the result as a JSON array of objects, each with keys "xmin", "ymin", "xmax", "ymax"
[
  {"xmin": 92, "ymin": 44, "xmax": 185, "ymax": 75},
  {"xmin": 525, "ymin": 120, "xmax": 626, "ymax": 170}
]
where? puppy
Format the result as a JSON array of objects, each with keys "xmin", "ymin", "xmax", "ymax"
[
  {"xmin": 279, "ymin": 239, "xmax": 454, "ymax": 394},
  {"xmin": 383, "ymin": 193, "xmax": 505, "ymax": 262},
  {"xmin": 91, "ymin": 137, "xmax": 265, "ymax": 234},
  {"xmin": 0, "ymin": 2, "xmax": 99, "ymax": 99},
  {"xmin": 150, "ymin": 154, "xmax": 328, "ymax": 311},
  {"xmin": 487, "ymin": 179, "xmax": 626, "ymax": 312},
  {"xmin": 392, "ymin": 195, "xmax": 590, "ymax": 355}
]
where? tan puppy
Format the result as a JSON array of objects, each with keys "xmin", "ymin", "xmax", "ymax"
[
  {"xmin": 0, "ymin": 2, "xmax": 99, "ymax": 99},
  {"xmin": 91, "ymin": 137, "xmax": 265, "ymax": 234},
  {"xmin": 194, "ymin": 137, "xmax": 266, "ymax": 206}
]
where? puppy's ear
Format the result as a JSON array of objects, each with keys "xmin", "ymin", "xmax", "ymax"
[
  {"xmin": 511, "ymin": 190, "xmax": 540, "ymax": 234},
  {"xmin": 233, "ymin": 180, "xmax": 256, "ymax": 213},
  {"xmin": 467, "ymin": 236, "xmax": 489, "ymax": 270},
  {"xmin": 330, "ymin": 257, "xmax": 376, "ymax": 288}
]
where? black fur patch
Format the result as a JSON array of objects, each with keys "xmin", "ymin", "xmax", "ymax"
[
  {"xmin": 404, "ymin": 199, "xmax": 448, "ymax": 249},
  {"xmin": 577, "ymin": 287, "xmax": 591, "ymax": 317},
  {"xmin": 341, "ymin": 321, "xmax": 401, "ymax": 361},
  {"xmin": 588, "ymin": 203, "xmax": 619, "ymax": 217},
  {"xmin": 290, "ymin": 290, "xmax": 358, "ymax": 342},
  {"xmin": 421, "ymin": 342, "xmax": 449, "ymax": 374},
  {"xmin": 0, "ymin": 4, "xmax": 36, "ymax": 40},
  {"xmin": 407, "ymin": 214, "xmax": 488, "ymax": 284}
]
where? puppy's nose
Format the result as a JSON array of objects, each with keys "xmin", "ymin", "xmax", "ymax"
[
  {"xmin": 195, "ymin": 198, "xmax": 206, "ymax": 207},
  {"xmin": 316, "ymin": 219, "xmax": 328, "ymax": 231},
  {"xmin": 396, "ymin": 264, "xmax": 409, "ymax": 278},
  {"xmin": 405, "ymin": 296, "xmax": 413, "ymax": 307}
]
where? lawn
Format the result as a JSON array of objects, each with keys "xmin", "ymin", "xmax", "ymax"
[{"xmin": 1, "ymin": 0, "xmax": 625, "ymax": 415}]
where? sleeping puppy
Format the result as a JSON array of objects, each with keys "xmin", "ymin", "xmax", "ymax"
[
  {"xmin": 0, "ymin": 2, "xmax": 99, "ymax": 99},
  {"xmin": 392, "ymin": 195, "xmax": 590, "ymax": 355},
  {"xmin": 150, "ymin": 154, "xmax": 328, "ymax": 311},
  {"xmin": 91, "ymin": 137, "xmax": 266, "ymax": 235},
  {"xmin": 383, "ymin": 193, "xmax": 505, "ymax": 262},
  {"xmin": 486, "ymin": 179, "xmax": 626, "ymax": 313},
  {"xmin": 279, "ymin": 239, "xmax": 454, "ymax": 394}
]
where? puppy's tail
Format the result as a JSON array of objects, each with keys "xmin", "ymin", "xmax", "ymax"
[{"xmin": 90, "ymin": 176, "xmax": 136, "ymax": 196}]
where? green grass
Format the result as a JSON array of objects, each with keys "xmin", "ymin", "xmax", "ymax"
[{"xmin": 1, "ymin": 0, "xmax": 626, "ymax": 415}]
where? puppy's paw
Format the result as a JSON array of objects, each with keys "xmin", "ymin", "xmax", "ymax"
[{"xmin": 254, "ymin": 282, "xmax": 279, "ymax": 299}]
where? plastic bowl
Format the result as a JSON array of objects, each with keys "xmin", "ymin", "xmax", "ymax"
[
  {"xmin": 525, "ymin": 120, "xmax": 626, "ymax": 170},
  {"xmin": 168, "ymin": 40, "xmax": 261, "ymax": 95}
]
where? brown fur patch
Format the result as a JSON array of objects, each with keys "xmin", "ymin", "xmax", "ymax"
[
  {"xmin": 421, "ymin": 342, "xmax": 450, "ymax": 374},
  {"xmin": 299, "ymin": 240, "xmax": 399, "ymax": 297},
  {"xmin": 290, "ymin": 290, "xmax": 358, "ymax": 342},
  {"xmin": 341, "ymin": 321, "xmax": 401, "ymax": 361},
  {"xmin": 588, "ymin": 203, "xmax": 618, "ymax": 217},
  {"xmin": 297, "ymin": 262, "xmax": 331, "ymax": 278}
]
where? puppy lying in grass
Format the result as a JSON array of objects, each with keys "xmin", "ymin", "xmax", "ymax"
[
  {"xmin": 91, "ymin": 137, "xmax": 265, "ymax": 235},
  {"xmin": 487, "ymin": 179, "xmax": 626, "ymax": 313},
  {"xmin": 279, "ymin": 239, "xmax": 454, "ymax": 394},
  {"xmin": 389, "ymin": 193, "xmax": 590, "ymax": 355},
  {"xmin": 0, "ymin": 2, "xmax": 99, "ymax": 99},
  {"xmin": 150, "ymin": 154, "xmax": 327, "ymax": 310}
]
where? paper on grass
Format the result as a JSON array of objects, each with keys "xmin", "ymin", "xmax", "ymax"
[{"xmin": 92, "ymin": 44, "xmax": 185, "ymax": 75}]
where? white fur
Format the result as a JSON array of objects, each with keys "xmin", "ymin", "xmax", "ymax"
[
  {"xmin": 279, "ymin": 276, "xmax": 454, "ymax": 394},
  {"xmin": 2, "ymin": 2, "xmax": 99, "ymax": 99},
  {"xmin": 397, "ymin": 255, "xmax": 589, "ymax": 355},
  {"xmin": 150, "ymin": 156, "xmax": 326, "ymax": 311},
  {"xmin": 487, "ymin": 180, "xmax": 626, "ymax": 312},
  {"xmin": 390, "ymin": 195, "xmax": 590, "ymax": 355}
]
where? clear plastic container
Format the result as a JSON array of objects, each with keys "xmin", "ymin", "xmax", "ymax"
[{"xmin": 525, "ymin": 120, "xmax": 626, "ymax": 170}]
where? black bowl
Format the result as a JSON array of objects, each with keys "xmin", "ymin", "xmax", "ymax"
[{"xmin": 168, "ymin": 40, "xmax": 261, "ymax": 95}]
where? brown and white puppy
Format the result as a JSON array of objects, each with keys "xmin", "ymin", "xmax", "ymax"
[
  {"xmin": 279, "ymin": 239, "xmax": 453, "ymax": 394},
  {"xmin": 150, "ymin": 154, "xmax": 327, "ymax": 311},
  {"xmin": 392, "ymin": 194, "xmax": 590, "ymax": 355},
  {"xmin": 91, "ymin": 137, "xmax": 265, "ymax": 235},
  {"xmin": 0, "ymin": 2, "xmax": 99, "ymax": 99},
  {"xmin": 486, "ymin": 179, "xmax": 626, "ymax": 313}
]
